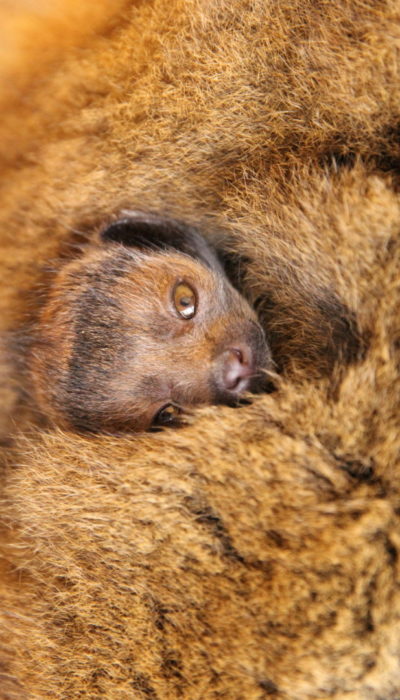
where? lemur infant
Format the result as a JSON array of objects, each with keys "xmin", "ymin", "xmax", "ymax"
[{"xmin": 31, "ymin": 213, "xmax": 270, "ymax": 433}]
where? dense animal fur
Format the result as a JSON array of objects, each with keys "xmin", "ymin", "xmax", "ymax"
[{"xmin": 0, "ymin": 0, "xmax": 400, "ymax": 698}]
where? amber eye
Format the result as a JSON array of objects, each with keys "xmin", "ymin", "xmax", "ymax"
[
  {"xmin": 173, "ymin": 282, "xmax": 196, "ymax": 319},
  {"xmin": 152, "ymin": 403, "xmax": 182, "ymax": 427}
]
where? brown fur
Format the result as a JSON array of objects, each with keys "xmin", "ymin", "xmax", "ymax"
[{"xmin": 0, "ymin": 0, "xmax": 400, "ymax": 698}]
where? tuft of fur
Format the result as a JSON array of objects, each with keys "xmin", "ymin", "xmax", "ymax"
[{"xmin": 0, "ymin": 1, "xmax": 400, "ymax": 698}]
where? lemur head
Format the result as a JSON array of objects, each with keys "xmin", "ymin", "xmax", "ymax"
[{"xmin": 31, "ymin": 213, "xmax": 271, "ymax": 432}]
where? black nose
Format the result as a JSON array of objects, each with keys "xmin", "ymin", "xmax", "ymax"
[{"xmin": 221, "ymin": 344, "xmax": 254, "ymax": 393}]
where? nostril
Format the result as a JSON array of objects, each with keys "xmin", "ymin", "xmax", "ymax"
[
  {"xmin": 232, "ymin": 348, "xmax": 243, "ymax": 364},
  {"xmin": 231, "ymin": 344, "xmax": 254, "ymax": 367}
]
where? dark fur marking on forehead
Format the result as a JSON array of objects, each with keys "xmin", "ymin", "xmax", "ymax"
[
  {"xmin": 101, "ymin": 212, "xmax": 223, "ymax": 273},
  {"xmin": 62, "ymin": 256, "xmax": 131, "ymax": 431},
  {"xmin": 82, "ymin": 248, "xmax": 135, "ymax": 285}
]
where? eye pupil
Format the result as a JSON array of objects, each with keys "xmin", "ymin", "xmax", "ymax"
[
  {"xmin": 153, "ymin": 403, "xmax": 181, "ymax": 426},
  {"xmin": 173, "ymin": 282, "xmax": 196, "ymax": 319}
]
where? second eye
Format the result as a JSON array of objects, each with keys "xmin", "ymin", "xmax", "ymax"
[{"xmin": 173, "ymin": 282, "xmax": 197, "ymax": 319}]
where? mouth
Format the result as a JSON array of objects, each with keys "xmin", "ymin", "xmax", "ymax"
[{"xmin": 231, "ymin": 375, "xmax": 251, "ymax": 394}]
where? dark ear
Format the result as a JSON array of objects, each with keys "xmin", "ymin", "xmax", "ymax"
[{"xmin": 100, "ymin": 212, "xmax": 223, "ymax": 272}]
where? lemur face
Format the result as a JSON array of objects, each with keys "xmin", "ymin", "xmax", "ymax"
[{"xmin": 31, "ymin": 214, "xmax": 271, "ymax": 433}]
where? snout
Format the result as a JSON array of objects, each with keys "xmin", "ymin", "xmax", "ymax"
[
  {"xmin": 221, "ymin": 344, "xmax": 255, "ymax": 393},
  {"xmin": 212, "ymin": 321, "xmax": 270, "ymax": 401}
]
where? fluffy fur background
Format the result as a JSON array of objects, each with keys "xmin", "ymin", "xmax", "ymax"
[{"xmin": 0, "ymin": 1, "xmax": 400, "ymax": 698}]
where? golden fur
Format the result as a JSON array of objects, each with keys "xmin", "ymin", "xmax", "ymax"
[{"xmin": 0, "ymin": 0, "xmax": 400, "ymax": 698}]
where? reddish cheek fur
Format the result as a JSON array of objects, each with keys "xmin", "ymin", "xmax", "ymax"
[
  {"xmin": 116, "ymin": 304, "xmax": 229, "ymax": 408},
  {"xmin": 144, "ymin": 311, "xmax": 192, "ymax": 340}
]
